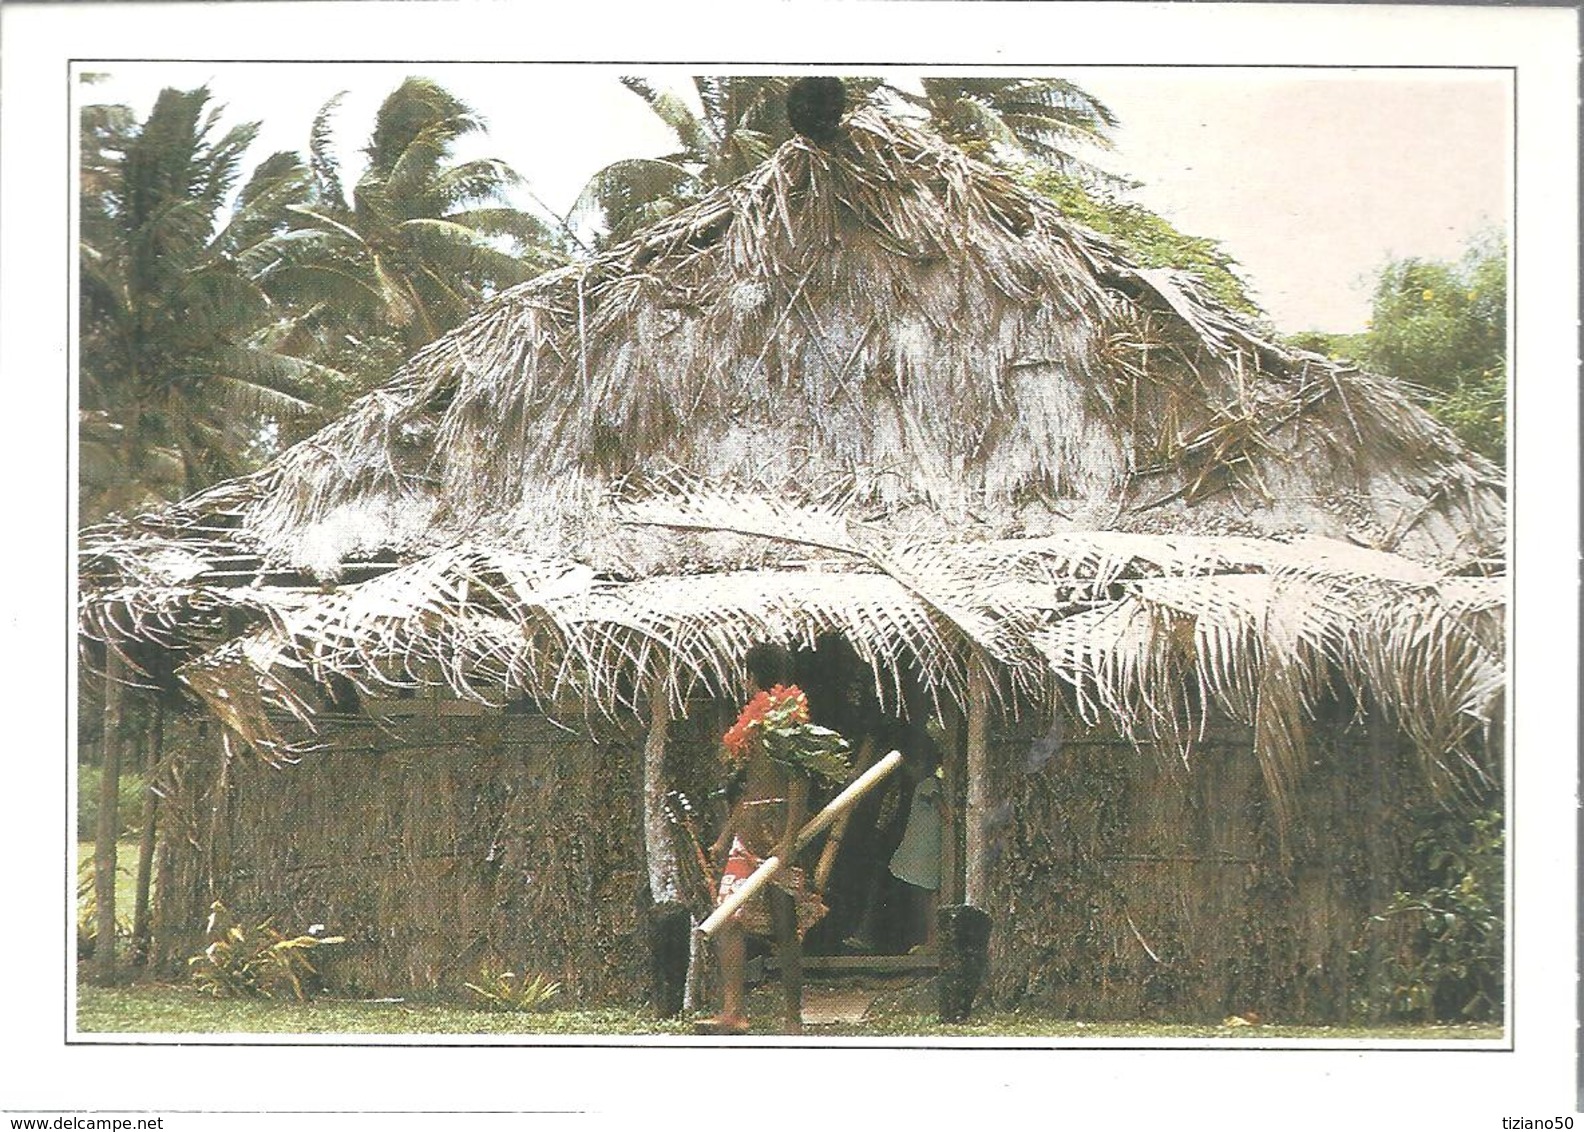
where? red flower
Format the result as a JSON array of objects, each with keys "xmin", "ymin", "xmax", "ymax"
[
  {"xmin": 723, "ymin": 691, "xmax": 773, "ymax": 759},
  {"xmin": 766, "ymin": 685, "xmax": 810, "ymax": 724},
  {"xmin": 722, "ymin": 684, "xmax": 810, "ymax": 764}
]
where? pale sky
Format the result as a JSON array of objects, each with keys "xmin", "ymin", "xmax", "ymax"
[
  {"xmin": 79, "ymin": 62, "xmax": 1508, "ymax": 334},
  {"xmin": 1068, "ymin": 68, "xmax": 1509, "ymax": 331}
]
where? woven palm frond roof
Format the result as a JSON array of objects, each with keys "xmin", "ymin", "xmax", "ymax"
[
  {"xmin": 165, "ymin": 517, "xmax": 1500, "ymax": 840},
  {"xmin": 85, "ymin": 106, "xmax": 1500, "ymax": 600}
]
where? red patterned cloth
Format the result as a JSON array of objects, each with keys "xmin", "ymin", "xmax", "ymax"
[{"xmin": 717, "ymin": 836, "xmax": 827, "ymax": 939}]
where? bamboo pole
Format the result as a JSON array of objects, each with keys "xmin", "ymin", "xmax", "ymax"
[
  {"xmin": 698, "ymin": 751, "xmax": 902, "ymax": 938},
  {"xmin": 964, "ymin": 660, "xmax": 991, "ymax": 908},
  {"xmin": 641, "ymin": 677, "xmax": 680, "ymax": 904},
  {"xmin": 92, "ymin": 651, "xmax": 124, "ymax": 984},
  {"xmin": 813, "ymin": 738, "xmax": 874, "ymax": 893}
]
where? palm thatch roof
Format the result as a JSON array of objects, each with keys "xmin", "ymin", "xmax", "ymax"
[{"xmin": 80, "ymin": 107, "xmax": 1505, "ymax": 813}]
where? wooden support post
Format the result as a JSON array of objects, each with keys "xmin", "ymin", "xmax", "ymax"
[
  {"xmin": 131, "ymin": 700, "xmax": 162, "ymax": 966},
  {"xmin": 939, "ymin": 700, "xmax": 962, "ymax": 906},
  {"xmin": 92, "ymin": 651, "xmax": 124, "ymax": 984},
  {"xmin": 641, "ymin": 677, "xmax": 680, "ymax": 905},
  {"xmin": 964, "ymin": 659, "xmax": 992, "ymax": 909}
]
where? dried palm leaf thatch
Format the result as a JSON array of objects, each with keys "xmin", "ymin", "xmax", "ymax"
[
  {"xmin": 82, "ymin": 104, "xmax": 1505, "ymax": 835},
  {"xmin": 82, "ymin": 106, "xmax": 1500, "ymax": 626},
  {"xmin": 1341, "ymin": 582, "xmax": 1505, "ymax": 805},
  {"xmin": 614, "ymin": 481, "xmax": 1053, "ymax": 699},
  {"xmin": 1035, "ymin": 544, "xmax": 1503, "ymax": 848},
  {"xmin": 168, "ymin": 637, "xmax": 315, "ymax": 769},
  {"xmin": 176, "ymin": 553, "xmax": 975, "ymax": 748}
]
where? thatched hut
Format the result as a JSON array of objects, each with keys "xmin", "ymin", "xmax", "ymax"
[{"xmin": 80, "ymin": 104, "xmax": 1505, "ymax": 1023}]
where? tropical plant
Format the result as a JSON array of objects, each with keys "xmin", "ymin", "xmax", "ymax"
[
  {"xmin": 1355, "ymin": 805, "xmax": 1504, "ymax": 1021},
  {"xmin": 571, "ymin": 76, "xmax": 799, "ymax": 243},
  {"xmin": 78, "ymin": 85, "xmax": 333, "ymax": 522},
  {"xmin": 576, "ymin": 75, "xmax": 1121, "ymax": 243},
  {"xmin": 253, "ymin": 77, "xmax": 566, "ymax": 391},
  {"xmin": 187, "ymin": 901, "xmax": 345, "ymax": 1000},
  {"xmin": 1287, "ymin": 232, "xmax": 1506, "ymax": 465},
  {"xmin": 1359, "ymin": 234, "xmax": 1506, "ymax": 464},
  {"xmin": 463, "ymin": 966, "xmax": 563, "ymax": 1012},
  {"xmin": 76, "ymin": 856, "xmax": 129, "ymax": 960},
  {"xmin": 895, "ymin": 76, "xmax": 1121, "ymax": 179}
]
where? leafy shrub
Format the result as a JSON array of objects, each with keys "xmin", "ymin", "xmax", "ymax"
[
  {"xmin": 188, "ymin": 902, "xmax": 345, "ymax": 1000},
  {"xmin": 1355, "ymin": 806, "xmax": 1504, "ymax": 1021},
  {"xmin": 1287, "ymin": 232, "xmax": 1506, "ymax": 465},
  {"xmin": 1019, "ymin": 168, "xmax": 1261, "ymax": 317},
  {"xmin": 75, "ymin": 856, "xmax": 129, "ymax": 960},
  {"xmin": 463, "ymin": 967, "xmax": 562, "ymax": 1012}
]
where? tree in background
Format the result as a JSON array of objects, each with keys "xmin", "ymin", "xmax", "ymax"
[
  {"xmin": 571, "ymin": 77, "xmax": 805, "ymax": 244},
  {"xmin": 255, "ymin": 77, "xmax": 565, "ymax": 397},
  {"xmin": 898, "ymin": 76, "xmax": 1121, "ymax": 179},
  {"xmin": 81, "ymin": 77, "xmax": 570, "ymax": 521},
  {"xmin": 1289, "ymin": 232, "xmax": 1506, "ymax": 465},
  {"xmin": 79, "ymin": 84, "xmax": 331, "ymax": 523},
  {"xmin": 576, "ymin": 75, "xmax": 1123, "ymax": 245},
  {"xmin": 1020, "ymin": 167, "xmax": 1259, "ymax": 317}
]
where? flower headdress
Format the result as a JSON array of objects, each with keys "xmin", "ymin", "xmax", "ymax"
[{"xmin": 723, "ymin": 684, "xmax": 852, "ymax": 785}]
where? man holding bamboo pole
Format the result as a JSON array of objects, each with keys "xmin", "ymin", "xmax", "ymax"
[{"xmin": 697, "ymin": 645, "xmax": 850, "ymax": 1035}]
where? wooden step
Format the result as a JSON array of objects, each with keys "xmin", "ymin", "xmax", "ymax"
[{"xmin": 766, "ymin": 952, "xmax": 938, "ymax": 973}]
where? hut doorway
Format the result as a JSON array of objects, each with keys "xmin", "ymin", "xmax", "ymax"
[{"xmin": 789, "ymin": 637, "xmax": 944, "ymax": 959}]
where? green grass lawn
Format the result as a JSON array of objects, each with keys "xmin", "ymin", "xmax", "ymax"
[{"xmin": 75, "ymin": 981, "xmax": 1504, "ymax": 1041}]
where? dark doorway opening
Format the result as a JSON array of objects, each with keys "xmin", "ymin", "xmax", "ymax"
[{"xmin": 790, "ymin": 635, "xmax": 943, "ymax": 958}]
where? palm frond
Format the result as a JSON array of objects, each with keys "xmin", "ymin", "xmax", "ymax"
[
  {"xmin": 395, "ymin": 218, "xmax": 535, "ymax": 287},
  {"xmin": 237, "ymin": 225, "xmax": 358, "ymax": 279},
  {"xmin": 257, "ymin": 261, "xmax": 387, "ymax": 323},
  {"xmin": 568, "ymin": 158, "xmax": 697, "ymax": 241},
  {"xmin": 615, "ymin": 483, "xmax": 1048, "ymax": 693},
  {"xmin": 1035, "ymin": 556, "xmax": 1504, "ymax": 846},
  {"xmin": 203, "ymin": 344, "xmax": 344, "ymax": 411},
  {"xmin": 309, "ymin": 93, "xmax": 349, "ymax": 210},
  {"xmin": 205, "ymin": 375, "xmax": 319, "ymax": 420},
  {"xmin": 284, "ymin": 204, "xmax": 370, "ymax": 248},
  {"xmin": 385, "ymin": 120, "xmax": 476, "ymax": 212},
  {"xmin": 430, "ymin": 159, "xmax": 519, "ymax": 209},
  {"xmin": 199, "ymin": 121, "xmax": 262, "ymax": 211},
  {"xmin": 624, "ymin": 77, "xmax": 715, "ymax": 165},
  {"xmin": 365, "ymin": 77, "xmax": 483, "ymax": 179}
]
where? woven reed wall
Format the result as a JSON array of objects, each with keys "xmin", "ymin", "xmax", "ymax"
[
  {"xmin": 153, "ymin": 705, "xmax": 649, "ymax": 1002},
  {"xmin": 983, "ymin": 706, "xmax": 1424, "ymax": 1023},
  {"xmin": 151, "ymin": 695, "xmax": 1450, "ymax": 1022}
]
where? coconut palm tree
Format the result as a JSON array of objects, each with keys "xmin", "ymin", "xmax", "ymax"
[
  {"xmin": 254, "ymin": 78, "xmax": 566, "ymax": 376},
  {"xmin": 570, "ymin": 76, "xmax": 802, "ymax": 244},
  {"xmin": 899, "ymin": 77, "xmax": 1121, "ymax": 173},
  {"xmin": 78, "ymin": 85, "xmax": 333, "ymax": 522},
  {"xmin": 576, "ymin": 75, "xmax": 1121, "ymax": 242}
]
